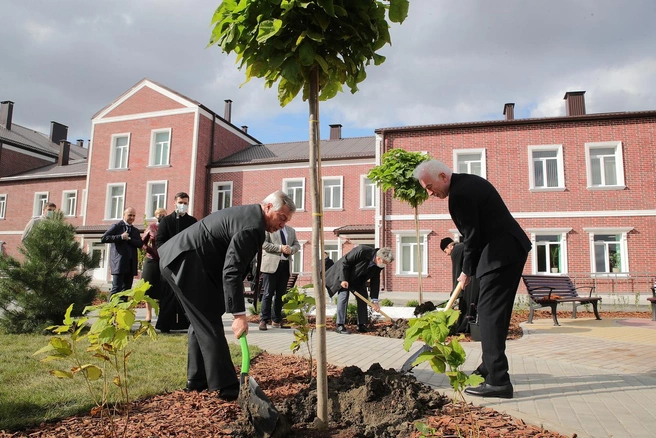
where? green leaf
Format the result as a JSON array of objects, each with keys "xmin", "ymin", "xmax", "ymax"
[
  {"xmin": 256, "ymin": 19, "xmax": 282, "ymax": 43},
  {"xmin": 116, "ymin": 309, "xmax": 135, "ymax": 330},
  {"xmin": 81, "ymin": 364, "xmax": 103, "ymax": 381},
  {"xmin": 316, "ymin": 0, "xmax": 335, "ymax": 17},
  {"xmin": 63, "ymin": 303, "xmax": 74, "ymax": 326},
  {"xmin": 50, "ymin": 369, "xmax": 74, "ymax": 379},
  {"xmin": 389, "ymin": 0, "xmax": 410, "ymax": 24}
]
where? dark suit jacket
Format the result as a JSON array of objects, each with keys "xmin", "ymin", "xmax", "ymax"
[
  {"xmin": 325, "ymin": 246, "xmax": 383, "ymax": 299},
  {"xmin": 158, "ymin": 204, "xmax": 266, "ymax": 315},
  {"xmin": 448, "ymin": 173, "xmax": 531, "ymax": 278},
  {"xmin": 155, "ymin": 212, "xmax": 197, "ymax": 248},
  {"xmin": 101, "ymin": 220, "xmax": 143, "ymax": 275}
]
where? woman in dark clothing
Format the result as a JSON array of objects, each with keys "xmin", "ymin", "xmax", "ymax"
[{"xmin": 141, "ymin": 208, "xmax": 167, "ymax": 322}]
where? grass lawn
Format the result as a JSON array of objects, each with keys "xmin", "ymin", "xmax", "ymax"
[{"xmin": 0, "ymin": 331, "xmax": 257, "ymax": 432}]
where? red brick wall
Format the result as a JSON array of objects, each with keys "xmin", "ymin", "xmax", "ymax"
[
  {"xmin": 0, "ymin": 147, "xmax": 53, "ymax": 177},
  {"xmin": 105, "ymin": 86, "xmax": 186, "ymax": 118}
]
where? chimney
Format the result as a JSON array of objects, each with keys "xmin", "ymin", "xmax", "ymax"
[
  {"xmin": 58, "ymin": 140, "xmax": 70, "ymax": 166},
  {"xmin": 76, "ymin": 139, "xmax": 84, "ymax": 148},
  {"xmin": 241, "ymin": 125, "xmax": 248, "ymax": 134},
  {"xmin": 329, "ymin": 123, "xmax": 342, "ymax": 140},
  {"xmin": 49, "ymin": 121, "xmax": 68, "ymax": 144},
  {"xmin": 503, "ymin": 103, "xmax": 515, "ymax": 121},
  {"xmin": 224, "ymin": 99, "xmax": 232, "ymax": 123},
  {"xmin": 0, "ymin": 101, "xmax": 13, "ymax": 130},
  {"xmin": 563, "ymin": 91, "xmax": 586, "ymax": 116}
]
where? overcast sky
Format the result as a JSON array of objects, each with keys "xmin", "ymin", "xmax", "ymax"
[{"xmin": 2, "ymin": 0, "xmax": 655, "ymax": 145}]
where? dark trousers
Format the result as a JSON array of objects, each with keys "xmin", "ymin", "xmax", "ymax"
[
  {"xmin": 336, "ymin": 288, "xmax": 369, "ymax": 326},
  {"xmin": 161, "ymin": 261, "xmax": 238, "ymax": 392},
  {"xmin": 109, "ymin": 273, "xmax": 134, "ymax": 299},
  {"xmin": 475, "ymin": 258, "xmax": 527, "ymax": 386},
  {"xmin": 260, "ymin": 261, "xmax": 290, "ymax": 323}
]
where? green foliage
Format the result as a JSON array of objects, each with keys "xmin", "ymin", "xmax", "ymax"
[
  {"xmin": 406, "ymin": 299, "xmax": 420, "ymax": 307},
  {"xmin": 610, "ymin": 251, "xmax": 621, "ymax": 269},
  {"xmin": 345, "ymin": 302, "xmax": 359, "ymax": 324},
  {"xmin": 379, "ymin": 298, "xmax": 394, "ymax": 307},
  {"xmin": 404, "ymin": 309, "xmax": 484, "ymax": 402},
  {"xmin": 209, "ymin": 0, "xmax": 409, "ymax": 107},
  {"xmin": 33, "ymin": 280, "xmax": 158, "ymax": 436},
  {"xmin": 0, "ymin": 212, "xmax": 99, "ymax": 333},
  {"xmin": 282, "ymin": 284, "xmax": 316, "ymax": 381},
  {"xmin": 248, "ymin": 305, "xmax": 258, "ymax": 316}
]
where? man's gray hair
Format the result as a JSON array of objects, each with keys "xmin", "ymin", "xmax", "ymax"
[
  {"xmin": 376, "ymin": 247, "xmax": 395, "ymax": 263},
  {"xmin": 262, "ymin": 190, "xmax": 297, "ymax": 213},
  {"xmin": 413, "ymin": 159, "xmax": 453, "ymax": 180}
]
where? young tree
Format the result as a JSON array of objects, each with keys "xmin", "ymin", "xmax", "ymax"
[
  {"xmin": 0, "ymin": 211, "xmax": 99, "ymax": 333},
  {"xmin": 368, "ymin": 149, "xmax": 430, "ymax": 303},
  {"xmin": 209, "ymin": 0, "xmax": 409, "ymax": 426}
]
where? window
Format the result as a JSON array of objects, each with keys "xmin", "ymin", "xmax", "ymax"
[
  {"xmin": 583, "ymin": 227, "xmax": 632, "ymax": 275},
  {"xmin": 283, "ymin": 178, "xmax": 305, "ymax": 211},
  {"xmin": 585, "ymin": 141, "xmax": 625, "ymax": 189},
  {"xmin": 292, "ymin": 242, "xmax": 306, "ymax": 274},
  {"xmin": 105, "ymin": 184, "xmax": 126, "ymax": 220},
  {"xmin": 146, "ymin": 181, "xmax": 167, "ymax": 218},
  {"xmin": 324, "ymin": 242, "xmax": 339, "ymax": 263},
  {"xmin": 322, "ymin": 177, "xmax": 343, "ymax": 209},
  {"xmin": 62, "ymin": 190, "xmax": 77, "ymax": 217},
  {"xmin": 392, "ymin": 230, "xmax": 429, "ymax": 275},
  {"xmin": 150, "ymin": 129, "xmax": 171, "ymax": 166},
  {"xmin": 212, "ymin": 181, "xmax": 233, "ymax": 212},
  {"xmin": 109, "ymin": 133, "xmax": 130, "ymax": 169},
  {"xmin": 33, "ymin": 192, "xmax": 48, "ymax": 217},
  {"xmin": 0, "ymin": 194, "xmax": 6, "ymax": 219},
  {"xmin": 528, "ymin": 145, "xmax": 565, "ymax": 190},
  {"xmin": 453, "ymin": 149, "xmax": 486, "ymax": 178},
  {"xmin": 360, "ymin": 176, "xmax": 376, "ymax": 209}
]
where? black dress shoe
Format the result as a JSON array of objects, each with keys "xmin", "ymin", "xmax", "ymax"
[
  {"xmin": 464, "ymin": 383, "xmax": 513, "ymax": 399},
  {"xmin": 357, "ymin": 324, "xmax": 367, "ymax": 333},
  {"xmin": 184, "ymin": 380, "xmax": 208, "ymax": 392},
  {"xmin": 217, "ymin": 384, "xmax": 240, "ymax": 402},
  {"xmin": 335, "ymin": 325, "xmax": 350, "ymax": 334}
]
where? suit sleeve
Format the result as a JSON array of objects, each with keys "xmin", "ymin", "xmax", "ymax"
[
  {"xmin": 368, "ymin": 268, "xmax": 382, "ymax": 300},
  {"xmin": 449, "ymin": 182, "xmax": 483, "ymax": 276},
  {"xmin": 338, "ymin": 246, "xmax": 365, "ymax": 285},
  {"xmin": 223, "ymin": 228, "xmax": 262, "ymax": 314},
  {"xmin": 101, "ymin": 223, "xmax": 122, "ymax": 243},
  {"xmin": 128, "ymin": 227, "xmax": 143, "ymax": 248},
  {"xmin": 289, "ymin": 230, "xmax": 300, "ymax": 255},
  {"xmin": 155, "ymin": 218, "xmax": 171, "ymax": 248},
  {"xmin": 262, "ymin": 231, "xmax": 281, "ymax": 254}
]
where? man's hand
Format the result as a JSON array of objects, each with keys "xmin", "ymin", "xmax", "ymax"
[
  {"xmin": 457, "ymin": 272, "xmax": 470, "ymax": 287},
  {"xmin": 121, "ymin": 232, "xmax": 129, "ymax": 240},
  {"xmin": 281, "ymin": 245, "xmax": 292, "ymax": 255},
  {"xmin": 340, "ymin": 280, "xmax": 349, "ymax": 289},
  {"xmin": 372, "ymin": 302, "xmax": 381, "ymax": 312},
  {"xmin": 232, "ymin": 314, "xmax": 249, "ymax": 339}
]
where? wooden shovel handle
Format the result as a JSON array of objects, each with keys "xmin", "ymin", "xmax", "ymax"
[
  {"xmin": 444, "ymin": 282, "xmax": 464, "ymax": 311},
  {"xmin": 351, "ymin": 290, "xmax": 393, "ymax": 320}
]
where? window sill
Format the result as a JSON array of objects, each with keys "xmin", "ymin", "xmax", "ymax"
[
  {"xmin": 147, "ymin": 164, "xmax": 171, "ymax": 168},
  {"xmin": 587, "ymin": 185, "xmax": 626, "ymax": 191},
  {"xmin": 529, "ymin": 187, "xmax": 566, "ymax": 193},
  {"xmin": 395, "ymin": 273, "xmax": 428, "ymax": 278},
  {"xmin": 323, "ymin": 208, "xmax": 344, "ymax": 211},
  {"xmin": 360, "ymin": 206, "xmax": 376, "ymax": 210},
  {"xmin": 107, "ymin": 168, "xmax": 129, "ymax": 171},
  {"xmin": 590, "ymin": 273, "xmax": 630, "ymax": 278}
]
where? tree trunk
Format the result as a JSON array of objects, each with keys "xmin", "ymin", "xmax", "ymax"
[
  {"xmin": 414, "ymin": 208, "xmax": 423, "ymax": 303},
  {"xmin": 308, "ymin": 66, "xmax": 328, "ymax": 428}
]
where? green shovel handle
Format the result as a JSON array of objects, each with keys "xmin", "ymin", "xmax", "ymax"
[{"xmin": 240, "ymin": 335, "xmax": 250, "ymax": 375}]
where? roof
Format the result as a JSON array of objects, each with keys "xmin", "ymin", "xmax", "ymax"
[
  {"xmin": 334, "ymin": 224, "xmax": 375, "ymax": 236},
  {"xmin": 215, "ymin": 136, "xmax": 375, "ymax": 166},
  {"xmin": 0, "ymin": 159, "xmax": 88, "ymax": 182},
  {"xmin": 0, "ymin": 123, "xmax": 88, "ymax": 160}
]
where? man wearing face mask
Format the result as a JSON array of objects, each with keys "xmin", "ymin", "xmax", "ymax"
[
  {"xmin": 326, "ymin": 247, "xmax": 394, "ymax": 334},
  {"xmin": 21, "ymin": 202, "xmax": 57, "ymax": 242},
  {"xmin": 155, "ymin": 192, "xmax": 197, "ymax": 333}
]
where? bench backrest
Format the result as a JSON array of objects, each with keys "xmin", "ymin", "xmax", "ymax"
[{"xmin": 521, "ymin": 275, "xmax": 580, "ymax": 299}]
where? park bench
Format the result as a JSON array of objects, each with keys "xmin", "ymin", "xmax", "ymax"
[
  {"xmin": 244, "ymin": 273, "xmax": 299, "ymax": 302},
  {"xmin": 649, "ymin": 283, "xmax": 656, "ymax": 321},
  {"xmin": 521, "ymin": 274, "xmax": 602, "ymax": 326}
]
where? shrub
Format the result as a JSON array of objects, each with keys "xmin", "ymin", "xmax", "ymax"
[
  {"xmin": 379, "ymin": 298, "xmax": 394, "ymax": 307},
  {"xmin": 406, "ymin": 299, "xmax": 420, "ymax": 307}
]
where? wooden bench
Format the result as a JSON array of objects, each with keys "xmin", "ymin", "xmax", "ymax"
[
  {"xmin": 649, "ymin": 284, "xmax": 656, "ymax": 321},
  {"xmin": 244, "ymin": 273, "xmax": 299, "ymax": 302},
  {"xmin": 521, "ymin": 274, "xmax": 602, "ymax": 326}
]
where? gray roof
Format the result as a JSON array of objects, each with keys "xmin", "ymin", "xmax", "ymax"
[
  {"xmin": 0, "ymin": 123, "xmax": 88, "ymax": 160},
  {"xmin": 0, "ymin": 159, "xmax": 87, "ymax": 182},
  {"xmin": 215, "ymin": 136, "xmax": 375, "ymax": 166}
]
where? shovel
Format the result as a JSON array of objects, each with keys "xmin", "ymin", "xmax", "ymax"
[
  {"xmin": 239, "ymin": 336, "xmax": 279, "ymax": 437},
  {"xmin": 351, "ymin": 290, "xmax": 393, "ymax": 320},
  {"xmin": 400, "ymin": 282, "xmax": 464, "ymax": 373}
]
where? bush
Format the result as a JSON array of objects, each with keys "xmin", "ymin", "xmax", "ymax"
[
  {"xmin": 345, "ymin": 303, "xmax": 359, "ymax": 324},
  {"xmin": 406, "ymin": 299, "xmax": 420, "ymax": 307},
  {"xmin": 379, "ymin": 298, "xmax": 394, "ymax": 307},
  {"xmin": 0, "ymin": 212, "xmax": 99, "ymax": 333}
]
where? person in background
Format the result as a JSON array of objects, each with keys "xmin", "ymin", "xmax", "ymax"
[
  {"xmin": 440, "ymin": 237, "xmax": 479, "ymax": 334},
  {"xmin": 101, "ymin": 207, "xmax": 143, "ymax": 300},
  {"xmin": 141, "ymin": 208, "xmax": 167, "ymax": 323},
  {"xmin": 414, "ymin": 159, "xmax": 531, "ymax": 399},
  {"xmin": 22, "ymin": 202, "xmax": 57, "ymax": 242},
  {"xmin": 323, "ymin": 251, "xmax": 335, "ymax": 272},
  {"xmin": 155, "ymin": 192, "xmax": 197, "ymax": 333}
]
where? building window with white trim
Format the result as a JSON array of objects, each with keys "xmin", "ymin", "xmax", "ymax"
[
  {"xmin": 454, "ymin": 149, "xmax": 486, "ymax": 178},
  {"xmin": 283, "ymin": 178, "xmax": 305, "ymax": 211},
  {"xmin": 109, "ymin": 134, "xmax": 130, "ymax": 170},
  {"xmin": 324, "ymin": 242, "xmax": 339, "ymax": 262},
  {"xmin": 392, "ymin": 230, "xmax": 429, "ymax": 275},
  {"xmin": 583, "ymin": 227, "xmax": 632, "ymax": 275},
  {"xmin": 146, "ymin": 181, "xmax": 167, "ymax": 218},
  {"xmin": 292, "ymin": 244, "xmax": 304, "ymax": 274},
  {"xmin": 585, "ymin": 141, "xmax": 625, "ymax": 190},
  {"xmin": 212, "ymin": 181, "xmax": 233, "ymax": 212},
  {"xmin": 62, "ymin": 190, "xmax": 78, "ymax": 217},
  {"xmin": 0, "ymin": 194, "xmax": 6, "ymax": 219},
  {"xmin": 360, "ymin": 175, "xmax": 376, "ymax": 209},
  {"xmin": 149, "ymin": 129, "xmax": 171, "ymax": 166},
  {"xmin": 33, "ymin": 192, "xmax": 48, "ymax": 217},
  {"xmin": 322, "ymin": 177, "xmax": 343, "ymax": 209},
  {"xmin": 528, "ymin": 145, "xmax": 564, "ymax": 190},
  {"xmin": 106, "ymin": 184, "xmax": 126, "ymax": 220}
]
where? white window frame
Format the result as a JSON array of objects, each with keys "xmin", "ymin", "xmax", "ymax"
[
  {"xmin": 323, "ymin": 241, "xmax": 340, "ymax": 263},
  {"xmin": 528, "ymin": 144, "xmax": 565, "ymax": 191},
  {"xmin": 0, "ymin": 194, "xmax": 6, "ymax": 219},
  {"xmin": 453, "ymin": 148, "xmax": 486, "ymax": 179},
  {"xmin": 145, "ymin": 181, "xmax": 168, "ymax": 219},
  {"xmin": 583, "ymin": 227, "xmax": 633, "ymax": 277},
  {"xmin": 292, "ymin": 240, "xmax": 306, "ymax": 274},
  {"xmin": 105, "ymin": 183, "xmax": 126, "ymax": 220},
  {"xmin": 360, "ymin": 175, "xmax": 376, "ymax": 209},
  {"xmin": 322, "ymin": 176, "xmax": 343, "ymax": 210},
  {"xmin": 61, "ymin": 190, "xmax": 78, "ymax": 217},
  {"xmin": 584, "ymin": 141, "xmax": 625, "ymax": 190},
  {"xmin": 109, "ymin": 133, "xmax": 130, "ymax": 170},
  {"xmin": 392, "ymin": 230, "xmax": 430, "ymax": 276},
  {"xmin": 149, "ymin": 128, "xmax": 171, "ymax": 167},
  {"xmin": 526, "ymin": 228, "xmax": 572, "ymax": 275},
  {"xmin": 283, "ymin": 178, "xmax": 305, "ymax": 211},
  {"xmin": 33, "ymin": 192, "xmax": 48, "ymax": 217},
  {"xmin": 81, "ymin": 189, "xmax": 87, "ymax": 218},
  {"xmin": 212, "ymin": 181, "xmax": 233, "ymax": 212}
]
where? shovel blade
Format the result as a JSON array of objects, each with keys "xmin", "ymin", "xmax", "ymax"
[
  {"xmin": 239, "ymin": 375, "xmax": 280, "ymax": 437},
  {"xmin": 400, "ymin": 343, "xmax": 433, "ymax": 373}
]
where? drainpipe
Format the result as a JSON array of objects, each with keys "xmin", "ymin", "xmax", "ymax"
[{"xmin": 206, "ymin": 112, "xmax": 216, "ymax": 217}]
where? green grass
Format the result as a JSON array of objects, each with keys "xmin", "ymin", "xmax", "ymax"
[{"xmin": 0, "ymin": 332, "xmax": 260, "ymax": 432}]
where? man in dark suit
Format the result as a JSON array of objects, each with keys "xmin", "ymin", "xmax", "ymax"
[
  {"xmin": 325, "ymin": 246, "xmax": 394, "ymax": 334},
  {"xmin": 158, "ymin": 190, "xmax": 296, "ymax": 400},
  {"xmin": 415, "ymin": 160, "xmax": 531, "ymax": 399},
  {"xmin": 155, "ymin": 192, "xmax": 197, "ymax": 333},
  {"xmin": 101, "ymin": 207, "xmax": 143, "ymax": 300},
  {"xmin": 440, "ymin": 237, "xmax": 479, "ymax": 334}
]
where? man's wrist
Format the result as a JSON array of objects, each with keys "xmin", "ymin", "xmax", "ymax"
[{"xmin": 372, "ymin": 298, "xmax": 379, "ymax": 303}]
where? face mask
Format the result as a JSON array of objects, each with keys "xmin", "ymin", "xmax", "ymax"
[
  {"xmin": 377, "ymin": 262, "xmax": 386, "ymax": 269},
  {"xmin": 176, "ymin": 203, "xmax": 188, "ymax": 214},
  {"xmin": 46, "ymin": 210, "xmax": 54, "ymax": 218}
]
